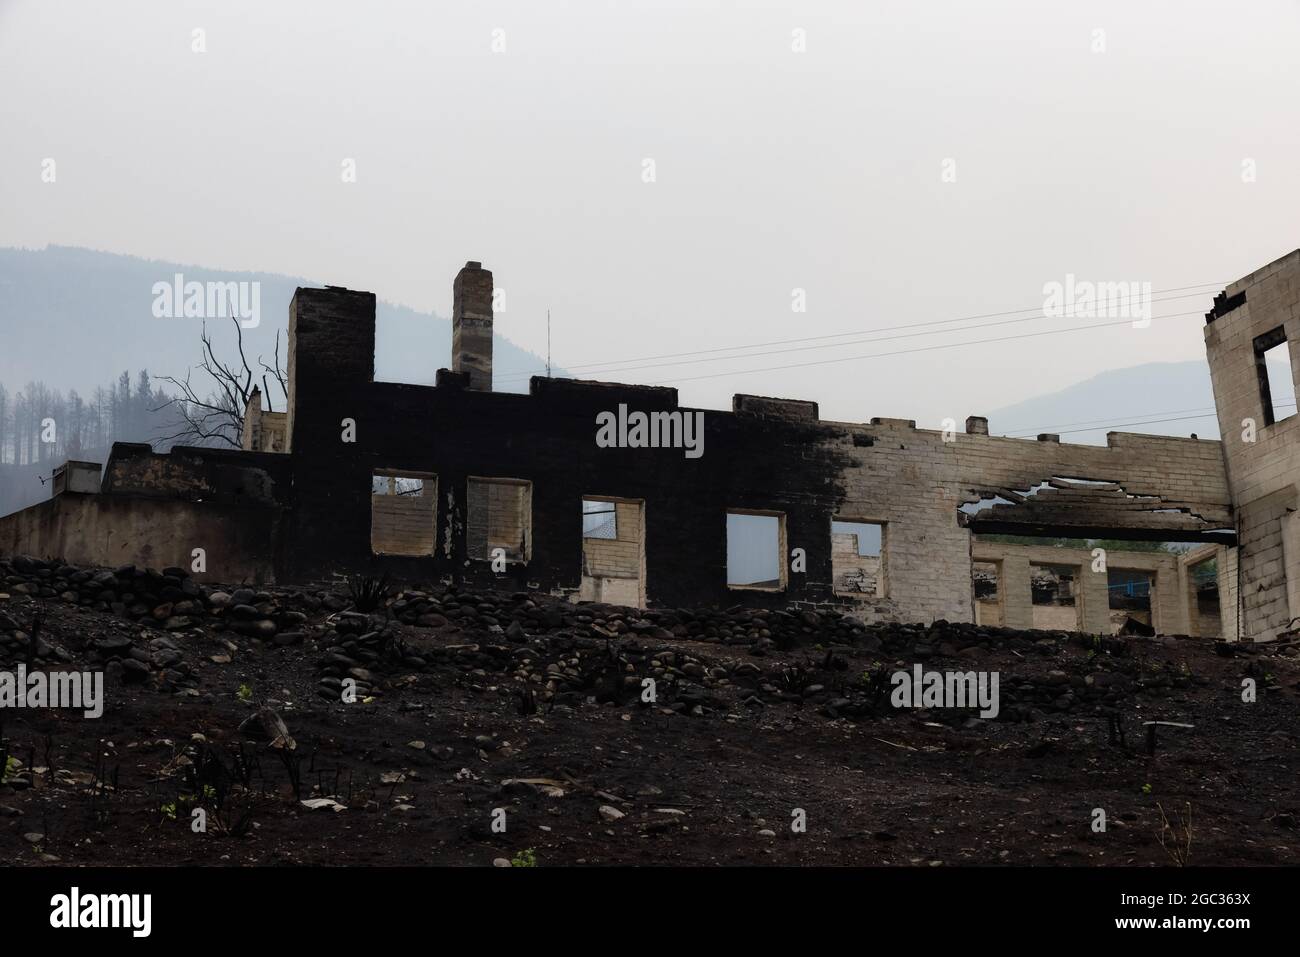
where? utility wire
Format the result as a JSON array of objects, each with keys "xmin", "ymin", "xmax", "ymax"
[
  {"xmin": 1006, "ymin": 399, "xmax": 1297, "ymax": 438},
  {"xmin": 504, "ymin": 302, "xmax": 1204, "ymax": 382},
  {"xmin": 644, "ymin": 310, "xmax": 1207, "ymax": 386},
  {"xmin": 494, "ymin": 282, "xmax": 1224, "ymax": 385}
]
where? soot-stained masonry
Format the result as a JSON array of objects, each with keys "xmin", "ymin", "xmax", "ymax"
[{"xmin": 8, "ymin": 251, "xmax": 1300, "ymax": 641}]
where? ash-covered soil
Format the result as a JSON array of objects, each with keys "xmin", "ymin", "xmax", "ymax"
[{"xmin": 1, "ymin": 556, "xmax": 1297, "ymax": 867}]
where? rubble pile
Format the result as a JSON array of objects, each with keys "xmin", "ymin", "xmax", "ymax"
[{"xmin": 0, "ymin": 556, "xmax": 1269, "ymax": 723}]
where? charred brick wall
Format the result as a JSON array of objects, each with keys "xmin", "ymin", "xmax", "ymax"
[{"xmin": 281, "ymin": 285, "xmax": 1235, "ymax": 623}]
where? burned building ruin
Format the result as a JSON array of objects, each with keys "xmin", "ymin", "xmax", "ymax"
[{"xmin": 7, "ymin": 250, "xmax": 1300, "ymax": 642}]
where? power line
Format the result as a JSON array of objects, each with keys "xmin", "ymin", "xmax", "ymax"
[
  {"xmin": 643, "ymin": 310, "xmax": 1207, "ymax": 386},
  {"xmin": 494, "ymin": 282, "xmax": 1224, "ymax": 385},
  {"xmin": 1004, "ymin": 404, "xmax": 1220, "ymax": 435},
  {"xmin": 1006, "ymin": 399, "xmax": 1297, "ymax": 438},
  {"xmin": 1032, "ymin": 411, "xmax": 1221, "ymax": 435},
  {"xmin": 504, "ymin": 301, "xmax": 1205, "ymax": 382}
]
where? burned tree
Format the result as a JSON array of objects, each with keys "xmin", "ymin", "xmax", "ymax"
[{"xmin": 155, "ymin": 317, "xmax": 287, "ymax": 449}]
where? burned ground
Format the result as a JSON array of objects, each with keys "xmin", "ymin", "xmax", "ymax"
[{"xmin": 1, "ymin": 557, "xmax": 1297, "ymax": 867}]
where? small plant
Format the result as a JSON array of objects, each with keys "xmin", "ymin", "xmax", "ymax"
[
  {"xmin": 1141, "ymin": 783, "xmax": 1152, "ymax": 796},
  {"xmin": 1156, "ymin": 802, "xmax": 1193, "ymax": 866},
  {"xmin": 159, "ymin": 800, "xmax": 177, "ymax": 822},
  {"xmin": 348, "ymin": 574, "xmax": 392, "ymax": 613},
  {"xmin": 511, "ymin": 848, "xmax": 538, "ymax": 867},
  {"xmin": 778, "ymin": 663, "xmax": 814, "ymax": 695},
  {"xmin": 849, "ymin": 664, "xmax": 894, "ymax": 714},
  {"xmin": 2, "ymin": 755, "xmax": 18, "ymax": 783},
  {"xmin": 236, "ymin": 684, "xmax": 253, "ymax": 702}
]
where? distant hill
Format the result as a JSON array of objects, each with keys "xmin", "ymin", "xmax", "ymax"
[
  {"xmin": 986, "ymin": 359, "xmax": 1296, "ymax": 446},
  {"xmin": 0, "ymin": 245, "xmax": 559, "ymax": 395}
]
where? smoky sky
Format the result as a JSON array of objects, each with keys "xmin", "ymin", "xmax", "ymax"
[{"xmin": 2, "ymin": 0, "xmax": 1298, "ymax": 429}]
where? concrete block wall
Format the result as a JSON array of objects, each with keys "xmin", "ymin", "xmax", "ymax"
[
  {"xmin": 240, "ymin": 388, "xmax": 286, "ymax": 453},
  {"xmin": 1206, "ymin": 248, "xmax": 1300, "ymax": 639},
  {"xmin": 1177, "ymin": 543, "xmax": 1233, "ymax": 639},
  {"xmin": 12, "ymin": 253, "xmax": 1288, "ymax": 631},
  {"xmin": 271, "ymin": 272, "xmax": 1237, "ymax": 623},
  {"xmin": 371, "ymin": 475, "xmax": 438, "ymax": 556},
  {"xmin": 972, "ymin": 540, "xmax": 1189, "ymax": 635},
  {"xmin": 822, "ymin": 416, "xmax": 1230, "ymax": 626},
  {"xmin": 580, "ymin": 499, "xmax": 646, "ymax": 606},
  {"xmin": 999, "ymin": 553, "xmax": 1033, "ymax": 630},
  {"xmin": 582, "ymin": 500, "xmax": 643, "ymax": 579},
  {"xmin": 831, "ymin": 533, "xmax": 882, "ymax": 596},
  {"xmin": 1219, "ymin": 544, "xmax": 1240, "ymax": 641},
  {"xmin": 466, "ymin": 478, "xmax": 530, "ymax": 560}
]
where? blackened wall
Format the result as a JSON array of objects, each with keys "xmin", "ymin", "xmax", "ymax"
[
  {"xmin": 281, "ymin": 286, "xmax": 1234, "ymax": 621},
  {"xmin": 283, "ymin": 285, "xmax": 856, "ymax": 607}
]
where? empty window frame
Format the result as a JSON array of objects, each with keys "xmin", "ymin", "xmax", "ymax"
[
  {"xmin": 582, "ymin": 499, "xmax": 618, "ymax": 540},
  {"xmin": 1108, "ymin": 568, "xmax": 1155, "ymax": 635},
  {"xmin": 1029, "ymin": 562, "xmax": 1080, "ymax": 630},
  {"xmin": 972, "ymin": 560, "xmax": 1002, "ymax": 626},
  {"xmin": 1186, "ymin": 555, "xmax": 1221, "ymax": 639},
  {"xmin": 467, "ymin": 477, "xmax": 532, "ymax": 562},
  {"xmin": 1254, "ymin": 326, "xmax": 1297, "ymax": 426},
  {"xmin": 371, "ymin": 471, "xmax": 437, "ymax": 556},
  {"xmin": 580, "ymin": 497, "xmax": 646, "ymax": 607},
  {"xmin": 831, "ymin": 518, "xmax": 886, "ymax": 597},
  {"xmin": 726, "ymin": 510, "xmax": 786, "ymax": 590}
]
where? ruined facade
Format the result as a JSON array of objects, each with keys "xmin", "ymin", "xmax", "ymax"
[
  {"xmin": 7, "ymin": 251, "xmax": 1300, "ymax": 640},
  {"xmin": 1205, "ymin": 249, "xmax": 1300, "ymax": 640}
]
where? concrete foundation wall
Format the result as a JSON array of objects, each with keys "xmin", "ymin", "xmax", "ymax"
[{"xmin": 0, "ymin": 493, "xmax": 280, "ymax": 584}]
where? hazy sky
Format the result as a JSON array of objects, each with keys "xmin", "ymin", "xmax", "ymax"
[{"xmin": 3, "ymin": 0, "xmax": 1299, "ymax": 429}]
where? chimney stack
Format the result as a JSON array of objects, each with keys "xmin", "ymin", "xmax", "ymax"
[{"xmin": 452, "ymin": 261, "xmax": 493, "ymax": 391}]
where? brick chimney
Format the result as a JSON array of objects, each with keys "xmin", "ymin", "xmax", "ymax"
[{"xmin": 452, "ymin": 261, "xmax": 493, "ymax": 391}]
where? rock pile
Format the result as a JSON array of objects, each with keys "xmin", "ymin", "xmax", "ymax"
[{"xmin": 0, "ymin": 555, "xmax": 1223, "ymax": 722}]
